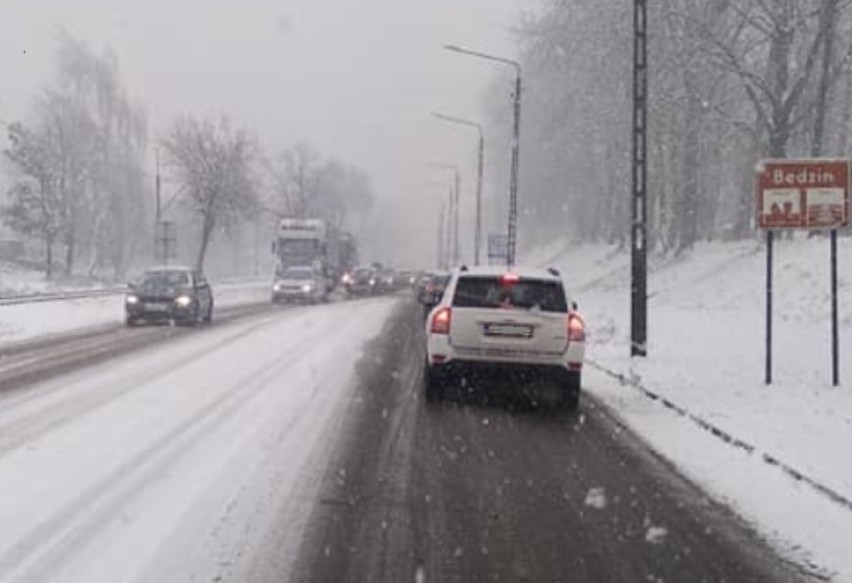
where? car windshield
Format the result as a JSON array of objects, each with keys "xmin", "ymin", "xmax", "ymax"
[
  {"xmin": 452, "ymin": 276, "xmax": 568, "ymax": 312},
  {"xmin": 281, "ymin": 267, "xmax": 314, "ymax": 280},
  {"xmin": 139, "ymin": 270, "xmax": 190, "ymax": 288}
]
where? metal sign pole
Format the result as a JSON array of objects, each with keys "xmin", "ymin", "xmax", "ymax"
[
  {"xmin": 765, "ymin": 230, "xmax": 774, "ymax": 385},
  {"xmin": 831, "ymin": 228, "xmax": 840, "ymax": 386}
]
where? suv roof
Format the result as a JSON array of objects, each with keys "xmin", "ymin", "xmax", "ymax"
[
  {"xmin": 454, "ymin": 266, "xmax": 561, "ymax": 281},
  {"xmin": 145, "ymin": 265, "xmax": 194, "ymax": 273}
]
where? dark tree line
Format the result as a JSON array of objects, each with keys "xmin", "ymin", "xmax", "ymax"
[{"xmin": 490, "ymin": 0, "xmax": 852, "ymax": 254}]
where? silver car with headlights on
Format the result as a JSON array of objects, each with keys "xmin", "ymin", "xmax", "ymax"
[{"xmin": 272, "ymin": 265, "xmax": 328, "ymax": 304}]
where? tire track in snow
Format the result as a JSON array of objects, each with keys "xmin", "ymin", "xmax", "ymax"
[
  {"xmin": 0, "ymin": 310, "xmax": 339, "ymax": 582},
  {"xmin": 0, "ymin": 309, "xmax": 293, "ymax": 458}
]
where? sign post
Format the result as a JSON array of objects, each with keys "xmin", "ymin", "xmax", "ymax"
[
  {"xmin": 487, "ymin": 233, "xmax": 509, "ymax": 266},
  {"xmin": 155, "ymin": 220, "xmax": 178, "ymax": 265},
  {"xmin": 757, "ymin": 159, "xmax": 850, "ymax": 386}
]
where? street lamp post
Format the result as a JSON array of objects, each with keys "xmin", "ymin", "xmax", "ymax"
[
  {"xmin": 426, "ymin": 180, "xmax": 456, "ymax": 269},
  {"xmin": 444, "ymin": 44, "xmax": 521, "ymax": 268},
  {"xmin": 437, "ymin": 202, "xmax": 446, "ymax": 270},
  {"xmin": 432, "ymin": 112, "xmax": 485, "ymax": 266},
  {"xmin": 427, "ymin": 164, "xmax": 461, "ymax": 266}
]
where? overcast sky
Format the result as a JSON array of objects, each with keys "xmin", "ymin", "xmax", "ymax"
[{"xmin": 0, "ymin": 0, "xmax": 531, "ymax": 265}]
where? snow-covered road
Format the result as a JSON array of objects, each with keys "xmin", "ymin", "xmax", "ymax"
[{"xmin": 0, "ymin": 297, "xmax": 397, "ymax": 583}]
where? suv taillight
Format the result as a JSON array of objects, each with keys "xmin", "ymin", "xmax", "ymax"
[
  {"xmin": 431, "ymin": 307, "xmax": 452, "ymax": 335},
  {"xmin": 568, "ymin": 313, "xmax": 585, "ymax": 342}
]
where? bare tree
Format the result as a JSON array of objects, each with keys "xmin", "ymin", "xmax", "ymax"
[
  {"xmin": 491, "ymin": 0, "xmax": 852, "ymax": 251},
  {"xmin": 2, "ymin": 123, "xmax": 61, "ymax": 277},
  {"xmin": 162, "ymin": 115, "xmax": 258, "ymax": 270},
  {"xmin": 267, "ymin": 142, "xmax": 375, "ymax": 229}
]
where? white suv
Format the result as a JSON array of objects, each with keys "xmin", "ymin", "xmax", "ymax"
[{"xmin": 423, "ymin": 266, "xmax": 585, "ymax": 410}]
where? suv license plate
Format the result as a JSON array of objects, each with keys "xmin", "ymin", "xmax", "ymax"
[
  {"xmin": 145, "ymin": 303, "xmax": 169, "ymax": 312},
  {"xmin": 484, "ymin": 323, "xmax": 534, "ymax": 338}
]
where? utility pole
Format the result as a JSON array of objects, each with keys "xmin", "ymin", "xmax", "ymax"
[
  {"xmin": 631, "ymin": 0, "xmax": 649, "ymax": 357},
  {"xmin": 507, "ymin": 69, "xmax": 521, "ymax": 268},
  {"xmin": 155, "ymin": 147, "xmax": 163, "ymax": 264}
]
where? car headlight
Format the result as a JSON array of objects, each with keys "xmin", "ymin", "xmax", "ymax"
[
  {"xmin": 126, "ymin": 295, "xmax": 139, "ymax": 304},
  {"xmin": 175, "ymin": 295, "xmax": 193, "ymax": 307},
  {"xmin": 302, "ymin": 284, "xmax": 313, "ymax": 293},
  {"xmin": 369, "ymin": 278, "xmax": 376, "ymax": 286},
  {"xmin": 273, "ymin": 283, "xmax": 281, "ymax": 292}
]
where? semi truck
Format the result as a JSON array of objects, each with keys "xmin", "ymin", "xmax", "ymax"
[{"xmin": 272, "ymin": 218, "xmax": 357, "ymax": 289}]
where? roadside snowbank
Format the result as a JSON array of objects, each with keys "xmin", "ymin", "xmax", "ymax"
[{"xmin": 533, "ymin": 236, "xmax": 852, "ymax": 580}]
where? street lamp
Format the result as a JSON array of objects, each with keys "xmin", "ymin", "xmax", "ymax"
[
  {"xmin": 426, "ymin": 180, "xmax": 456, "ymax": 269},
  {"xmin": 427, "ymin": 163, "xmax": 461, "ymax": 266},
  {"xmin": 444, "ymin": 44, "xmax": 521, "ymax": 267},
  {"xmin": 432, "ymin": 112, "xmax": 485, "ymax": 266}
]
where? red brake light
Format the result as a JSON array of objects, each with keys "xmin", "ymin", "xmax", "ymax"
[
  {"xmin": 501, "ymin": 272, "xmax": 520, "ymax": 285},
  {"xmin": 431, "ymin": 307, "xmax": 452, "ymax": 334},
  {"xmin": 568, "ymin": 313, "xmax": 585, "ymax": 342}
]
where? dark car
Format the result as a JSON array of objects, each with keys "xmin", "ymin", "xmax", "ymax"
[
  {"xmin": 125, "ymin": 266, "xmax": 214, "ymax": 326},
  {"xmin": 417, "ymin": 272, "xmax": 451, "ymax": 314},
  {"xmin": 345, "ymin": 267, "xmax": 379, "ymax": 297}
]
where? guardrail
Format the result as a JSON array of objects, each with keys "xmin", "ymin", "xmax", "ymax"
[
  {"xmin": 0, "ymin": 277, "xmax": 272, "ymax": 307},
  {"xmin": 0, "ymin": 288, "xmax": 127, "ymax": 307}
]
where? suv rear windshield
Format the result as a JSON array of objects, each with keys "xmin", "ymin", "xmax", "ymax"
[{"xmin": 452, "ymin": 276, "xmax": 568, "ymax": 313}]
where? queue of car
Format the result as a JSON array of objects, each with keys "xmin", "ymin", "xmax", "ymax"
[{"xmin": 341, "ymin": 265, "xmax": 422, "ymax": 297}]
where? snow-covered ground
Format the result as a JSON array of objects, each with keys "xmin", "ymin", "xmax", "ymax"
[
  {"xmin": 0, "ymin": 262, "xmax": 110, "ymax": 297},
  {"xmin": 0, "ymin": 297, "xmax": 398, "ymax": 583},
  {"xmin": 529, "ymin": 236, "xmax": 852, "ymax": 580},
  {"xmin": 0, "ymin": 279, "xmax": 272, "ymax": 345}
]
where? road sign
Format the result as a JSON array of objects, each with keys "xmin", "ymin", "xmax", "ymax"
[
  {"xmin": 487, "ymin": 233, "xmax": 508, "ymax": 261},
  {"xmin": 756, "ymin": 159, "xmax": 849, "ymax": 387},
  {"xmin": 757, "ymin": 160, "xmax": 849, "ymax": 230}
]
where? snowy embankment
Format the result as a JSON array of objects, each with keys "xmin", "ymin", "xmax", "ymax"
[
  {"xmin": 0, "ymin": 297, "xmax": 398, "ymax": 583},
  {"xmin": 0, "ymin": 278, "xmax": 272, "ymax": 345},
  {"xmin": 529, "ymin": 236, "xmax": 852, "ymax": 580}
]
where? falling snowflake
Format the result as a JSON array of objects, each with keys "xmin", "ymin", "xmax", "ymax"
[
  {"xmin": 584, "ymin": 487, "xmax": 607, "ymax": 510},
  {"xmin": 645, "ymin": 526, "xmax": 668, "ymax": 545}
]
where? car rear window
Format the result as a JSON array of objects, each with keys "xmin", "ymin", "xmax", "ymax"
[{"xmin": 452, "ymin": 276, "xmax": 568, "ymax": 312}]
